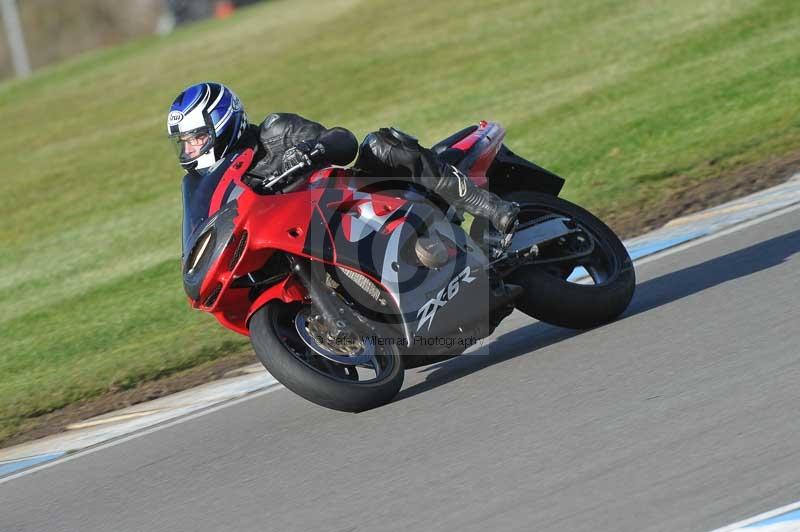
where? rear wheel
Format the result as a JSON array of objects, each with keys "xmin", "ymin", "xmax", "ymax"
[
  {"xmin": 501, "ymin": 191, "xmax": 635, "ymax": 329},
  {"xmin": 249, "ymin": 301, "xmax": 404, "ymax": 412}
]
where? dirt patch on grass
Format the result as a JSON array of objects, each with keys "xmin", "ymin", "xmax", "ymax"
[
  {"xmin": 605, "ymin": 149, "xmax": 800, "ymax": 238},
  {"xmin": 3, "ymin": 150, "xmax": 800, "ymax": 450}
]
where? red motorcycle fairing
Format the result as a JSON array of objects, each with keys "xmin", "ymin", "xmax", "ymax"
[
  {"xmin": 184, "ymin": 167, "xmax": 493, "ymax": 343},
  {"xmin": 181, "ymin": 151, "xmax": 414, "ymax": 335}
]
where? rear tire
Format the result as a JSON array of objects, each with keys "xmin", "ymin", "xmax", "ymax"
[
  {"xmin": 249, "ymin": 301, "xmax": 404, "ymax": 412},
  {"xmin": 504, "ymin": 191, "xmax": 635, "ymax": 329}
]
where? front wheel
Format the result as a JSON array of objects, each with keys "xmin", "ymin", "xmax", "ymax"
[
  {"xmin": 503, "ymin": 191, "xmax": 635, "ymax": 329},
  {"xmin": 249, "ymin": 301, "xmax": 404, "ymax": 412}
]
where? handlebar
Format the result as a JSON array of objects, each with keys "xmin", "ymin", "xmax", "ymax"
[{"xmin": 257, "ymin": 145, "xmax": 325, "ymax": 192}]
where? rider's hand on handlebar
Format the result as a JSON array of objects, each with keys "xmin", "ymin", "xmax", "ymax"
[{"xmin": 281, "ymin": 141, "xmax": 316, "ymax": 172}]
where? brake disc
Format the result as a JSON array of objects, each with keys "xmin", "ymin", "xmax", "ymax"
[{"xmin": 294, "ymin": 311, "xmax": 376, "ymax": 366}]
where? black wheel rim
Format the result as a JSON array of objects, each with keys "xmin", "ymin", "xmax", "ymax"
[{"xmin": 269, "ymin": 302, "xmax": 397, "ymax": 384}]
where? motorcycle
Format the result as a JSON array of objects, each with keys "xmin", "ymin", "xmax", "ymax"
[{"xmin": 181, "ymin": 121, "xmax": 635, "ymax": 411}]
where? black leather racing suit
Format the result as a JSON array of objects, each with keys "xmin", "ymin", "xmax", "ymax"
[
  {"xmin": 241, "ymin": 113, "xmax": 517, "ymax": 234},
  {"xmin": 242, "ymin": 112, "xmax": 356, "ymax": 179}
]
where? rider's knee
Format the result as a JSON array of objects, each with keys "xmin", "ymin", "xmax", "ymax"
[{"xmin": 357, "ymin": 128, "xmax": 422, "ymax": 177}]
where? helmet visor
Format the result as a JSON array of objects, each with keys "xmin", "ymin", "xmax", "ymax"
[{"xmin": 170, "ymin": 126, "xmax": 215, "ymax": 165}]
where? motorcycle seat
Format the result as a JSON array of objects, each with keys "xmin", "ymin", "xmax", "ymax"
[{"xmin": 430, "ymin": 125, "xmax": 478, "ymax": 155}]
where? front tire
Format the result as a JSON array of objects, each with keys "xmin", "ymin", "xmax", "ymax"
[
  {"xmin": 249, "ymin": 301, "xmax": 404, "ymax": 412},
  {"xmin": 505, "ymin": 191, "xmax": 635, "ymax": 329}
]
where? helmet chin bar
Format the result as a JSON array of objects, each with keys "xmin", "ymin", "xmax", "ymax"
[{"xmin": 191, "ymin": 150, "xmax": 218, "ymax": 170}]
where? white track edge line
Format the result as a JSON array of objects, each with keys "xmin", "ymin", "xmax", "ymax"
[{"xmin": 0, "ymin": 383, "xmax": 285, "ymax": 484}]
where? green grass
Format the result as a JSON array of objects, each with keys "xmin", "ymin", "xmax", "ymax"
[{"xmin": 2, "ymin": 0, "xmax": 799, "ymax": 441}]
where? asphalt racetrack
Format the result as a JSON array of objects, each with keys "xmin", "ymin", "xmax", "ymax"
[{"xmin": 2, "ymin": 207, "xmax": 799, "ymax": 532}]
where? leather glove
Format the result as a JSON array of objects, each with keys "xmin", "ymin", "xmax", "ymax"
[{"xmin": 281, "ymin": 140, "xmax": 316, "ymax": 172}]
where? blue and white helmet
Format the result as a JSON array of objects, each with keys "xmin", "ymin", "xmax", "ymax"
[{"xmin": 167, "ymin": 82, "xmax": 248, "ymax": 171}]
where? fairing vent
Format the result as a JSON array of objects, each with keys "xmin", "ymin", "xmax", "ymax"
[
  {"xmin": 204, "ymin": 283, "xmax": 223, "ymax": 308},
  {"xmin": 229, "ymin": 231, "xmax": 248, "ymax": 270},
  {"xmin": 338, "ymin": 267, "xmax": 381, "ymax": 301}
]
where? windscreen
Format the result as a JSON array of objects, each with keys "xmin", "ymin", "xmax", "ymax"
[{"xmin": 181, "ymin": 156, "xmax": 234, "ymax": 253}]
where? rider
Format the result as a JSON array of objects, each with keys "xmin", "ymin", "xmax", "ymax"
[{"xmin": 167, "ymin": 81, "xmax": 518, "ymax": 236}]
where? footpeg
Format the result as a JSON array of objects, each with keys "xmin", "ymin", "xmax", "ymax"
[{"xmin": 499, "ymin": 218, "xmax": 519, "ymax": 251}]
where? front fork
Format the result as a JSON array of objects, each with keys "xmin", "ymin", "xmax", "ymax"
[{"xmin": 288, "ymin": 256, "xmax": 348, "ymax": 337}]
